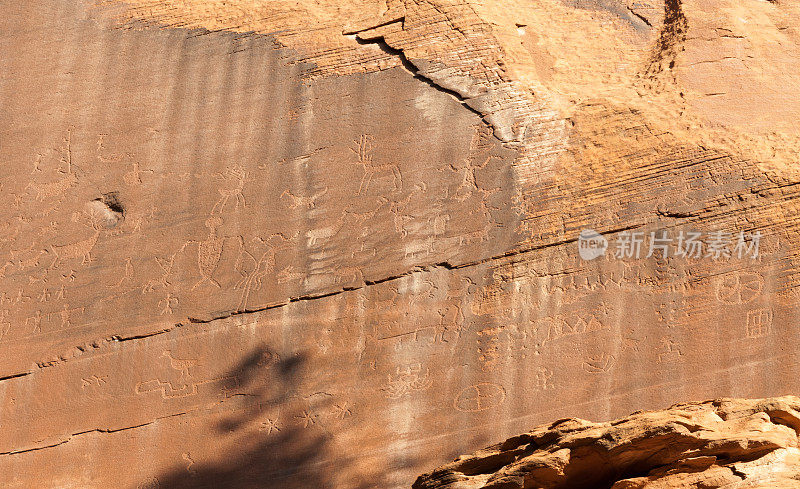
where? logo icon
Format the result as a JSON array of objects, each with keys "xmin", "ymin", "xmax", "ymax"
[{"xmin": 578, "ymin": 229, "xmax": 607, "ymax": 260}]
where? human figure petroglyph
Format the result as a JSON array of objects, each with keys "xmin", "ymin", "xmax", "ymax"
[
  {"xmin": 31, "ymin": 153, "xmax": 43, "ymax": 174},
  {"xmin": 535, "ymin": 367, "xmax": 554, "ymax": 390},
  {"xmin": 159, "ymin": 293, "xmax": 178, "ymax": 315},
  {"xmin": 350, "ymin": 134, "xmax": 402, "ymax": 195},
  {"xmin": 38, "ymin": 288, "xmax": 52, "ymax": 303},
  {"xmin": 111, "ymin": 257, "xmax": 135, "ymax": 289},
  {"xmin": 235, "ymin": 233, "xmax": 295, "ymax": 310},
  {"xmin": 174, "ymin": 215, "xmax": 239, "ymax": 291},
  {"xmin": 181, "ymin": 453, "xmax": 196, "ymax": 476},
  {"xmin": 27, "ymin": 129, "xmax": 78, "ymax": 201},
  {"xmin": 55, "ymin": 304, "xmax": 83, "ymax": 330},
  {"xmin": 332, "ymin": 402, "xmax": 352, "ymax": 420},
  {"xmin": 211, "ymin": 166, "xmax": 247, "ymax": 214},
  {"xmin": 26, "ymin": 310, "xmax": 43, "ymax": 334}
]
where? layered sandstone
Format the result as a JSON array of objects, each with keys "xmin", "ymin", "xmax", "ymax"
[
  {"xmin": 2, "ymin": 0, "xmax": 800, "ymax": 488},
  {"xmin": 414, "ymin": 396, "xmax": 800, "ymax": 489}
]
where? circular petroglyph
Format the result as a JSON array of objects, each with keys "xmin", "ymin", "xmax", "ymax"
[{"xmin": 715, "ymin": 271, "xmax": 763, "ymax": 304}]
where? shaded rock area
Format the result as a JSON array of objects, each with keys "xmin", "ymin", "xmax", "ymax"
[{"xmin": 414, "ymin": 396, "xmax": 800, "ymax": 489}]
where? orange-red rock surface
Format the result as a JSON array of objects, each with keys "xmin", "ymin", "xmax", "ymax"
[
  {"xmin": 414, "ymin": 396, "xmax": 800, "ymax": 489},
  {"xmin": 1, "ymin": 0, "xmax": 800, "ymax": 487}
]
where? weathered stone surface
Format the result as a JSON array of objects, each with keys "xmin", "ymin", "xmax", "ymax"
[
  {"xmin": 414, "ymin": 396, "xmax": 800, "ymax": 489},
  {"xmin": 2, "ymin": 0, "xmax": 800, "ymax": 487}
]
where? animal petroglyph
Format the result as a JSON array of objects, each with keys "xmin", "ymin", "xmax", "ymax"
[
  {"xmin": 350, "ymin": 134, "xmax": 402, "ymax": 195},
  {"xmin": 50, "ymin": 212, "xmax": 103, "ymax": 267},
  {"xmin": 211, "ymin": 167, "xmax": 247, "ymax": 214},
  {"xmin": 161, "ymin": 350, "xmax": 198, "ymax": 381},
  {"xmin": 280, "ymin": 187, "xmax": 328, "ymax": 209}
]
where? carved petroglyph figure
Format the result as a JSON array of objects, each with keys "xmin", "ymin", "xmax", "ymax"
[
  {"xmin": 172, "ymin": 215, "xmax": 242, "ymax": 291},
  {"xmin": 276, "ymin": 265, "xmax": 306, "ymax": 284},
  {"xmin": 714, "ymin": 271, "xmax": 764, "ymax": 304},
  {"xmin": 123, "ymin": 162, "xmax": 153, "ymax": 186},
  {"xmin": 211, "ymin": 167, "xmax": 247, "ymax": 214},
  {"xmin": 235, "ymin": 233, "xmax": 294, "ymax": 309},
  {"xmin": 583, "ymin": 353, "xmax": 616, "ymax": 373},
  {"xmin": 332, "ymin": 402, "xmax": 352, "ymax": 420},
  {"xmin": 27, "ymin": 129, "xmax": 78, "ymax": 201},
  {"xmin": 50, "ymin": 211, "xmax": 103, "ymax": 267},
  {"xmin": 111, "ymin": 257, "xmax": 135, "ymax": 288},
  {"xmin": 746, "ymin": 308, "xmax": 772, "ymax": 338},
  {"xmin": 81, "ymin": 375, "xmax": 108, "ymax": 389},
  {"xmin": 159, "ymin": 293, "xmax": 178, "ymax": 315},
  {"xmin": 135, "ymin": 375, "xmax": 238, "ymax": 399},
  {"xmin": 381, "ymin": 364, "xmax": 433, "ymax": 399},
  {"xmin": 658, "ymin": 338, "xmax": 684, "ymax": 363},
  {"xmin": 280, "ymin": 187, "xmax": 328, "ymax": 209},
  {"xmin": 26, "ymin": 310, "xmax": 43, "ymax": 334},
  {"xmin": 161, "ymin": 350, "xmax": 198, "ymax": 381},
  {"xmin": 454, "ymin": 383, "xmax": 506, "ymax": 412},
  {"xmin": 143, "ymin": 253, "xmax": 177, "ymax": 293},
  {"xmin": 350, "ymin": 134, "xmax": 402, "ymax": 194},
  {"xmin": 96, "ymin": 134, "xmax": 122, "ymax": 163},
  {"xmin": 0, "ymin": 310, "xmax": 11, "ymax": 341},
  {"xmin": 259, "ymin": 418, "xmax": 281, "ymax": 435},
  {"xmin": 192, "ymin": 216, "xmax": 225, "ymax": 289},
  {"xmin": 296, "ymin": 410, "xmax": 319, "ymax": 428}
]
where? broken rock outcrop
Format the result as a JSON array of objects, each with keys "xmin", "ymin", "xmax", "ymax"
[{"xmin": 414, "ymin": 397, "xmax": 800, "ymax": 489}]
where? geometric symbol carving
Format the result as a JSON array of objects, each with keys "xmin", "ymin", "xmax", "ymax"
[
  {"xmin": 715, "ymin": 271, "xmax": 764, "ymax": 304},
  {"xmin": 746, "ymin": 308, "xmax": 772, "ymax": 338},
  {"xmin": 453, "ymin": 383, "xmax": 506, "ymax": 412}
]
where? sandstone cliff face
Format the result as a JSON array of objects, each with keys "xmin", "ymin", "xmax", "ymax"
[
  {"xmin": 2, "ymin": 0, "xmax": 800, "ymax": 487},
  {"xmin": 414, "ymin": 397, "xmax": 800, "ymax": 489}
]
